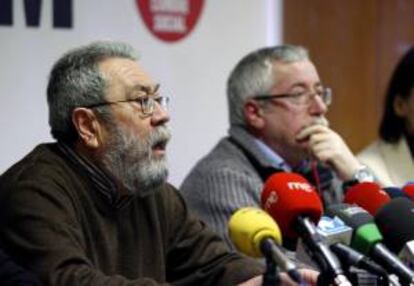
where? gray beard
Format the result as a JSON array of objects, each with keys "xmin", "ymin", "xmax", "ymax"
[{"xmin": 100, "ymin": 123, "xmax": 171, "ymax": 197}]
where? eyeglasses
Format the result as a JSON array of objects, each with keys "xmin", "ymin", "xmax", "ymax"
[
  {"xmin": 253, "ymin": 87, "xmax": 332, "ymax": 106},
  {"xmin": 84, "ymin": 84, "xmax": 170, "ymax": 116}
]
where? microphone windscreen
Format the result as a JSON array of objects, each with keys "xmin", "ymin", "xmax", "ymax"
[
  {"xmin": 375, "ymin": 198, "xmax": 414, "ymax": 253},
  {"xmin": 261, "ymin": 172, "xmax": 323, "ymax": 239},
  {"xmin": 344, "ymin": 182, "xmax": 390, "ymax": 215},
  {"xmin": 228, "ymin": 207, "xmax": 282, "ymax": 257},
  {"xmin": 402, "ymin": 183, "xmax": 414, "ymax": 201}
]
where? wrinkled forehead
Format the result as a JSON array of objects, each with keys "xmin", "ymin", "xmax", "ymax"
[
  {"xmin": 272, "ymin": 59, "xmax": 321, "ymax": 90},
  {"xmin": 99, "ymin": 57, "xmax": 156, "ymax": 100}
]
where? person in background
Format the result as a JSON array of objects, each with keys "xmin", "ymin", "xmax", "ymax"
[
  {"xmin": 358, "ymin": 47, "xmax": 414, "ymax": 187},
  {"xmin": 0, "ymin": 41, "xmax": 318, "ymax": 286},
  {"xmin": 180, "ymin": 45, "xmax": 374, "ymax": 250}
]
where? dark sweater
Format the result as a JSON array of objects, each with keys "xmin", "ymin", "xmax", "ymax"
[
  {"xmin": 0, "ymin": 143, "xmax": 263, "ymax": 285},
  {"xmin": 0, "ymin": 248, "xmax": 41, "ymax": 285}
]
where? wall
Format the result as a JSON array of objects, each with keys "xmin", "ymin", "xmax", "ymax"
[
  {"xmin": 0, "ymin": 0, "xmax": 282, "ymax": 186},
  {"xmin": 284, "ymin": 0, "xmax": 414, "ymax": 153}
]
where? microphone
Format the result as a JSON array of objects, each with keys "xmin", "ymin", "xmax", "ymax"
[
  {"xmin": 375, "ymin": 197, "xmax": 414, "ymax": 270},
  {"xmin": 326, "ymin": 203, "xmax": 414, "ymax": 285},
  {"xmin": 382, "ymin": 186, "xmax": 410, "ymax": 199},
  {"xmin": 316, "ymin": 215, "xmax": 352, "ymax": 245},
  {"xmin": 228, "ymin": 207, "xmax": 302, "ymax": 283},
  {"xmin": 261, "ymin": 172, "xmax": 323, "ymax": 240},
  {"xmin": 344, "ymin": 182, "xmax": 390, "ymax": 215},
  {"xmin": 401, "ymin": 242, "xmax": 414, "ymax": 271},
  {"xmin": 403, "ymin": 183, "xmax": 414, "ymax": 201},
  {"xmin": 316, "ymin": 215, "xmax": 388, "ymax": 281},
  {"xmin": 261, "ymin": 172, "xmax": 351, "ymax": 286}
]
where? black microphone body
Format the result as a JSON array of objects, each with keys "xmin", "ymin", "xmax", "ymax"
[
  {"xmin": 261, "ymin": 172, "xmax": 352, "ymax": 285},
  {"xmin": 375, "ymin": 197, "xmax": 414, "ymax": 264},
  {"xmin": 296, "ymin": 216, "xmax": 351, "ymax": 286},
  {"xmin": 327, "ymin": 203, "xmax": 414, "ymax": 285},
  {"xmin": 371, "ymin": 243, "xmax": 414, "ymax": 285},
  {"xmin": 260, "ymin": 238, "xmax": 301, "ymax": 284},
  {"xmin": 330, "ymin": 242, "xmax": 389, "ymax": 285}
]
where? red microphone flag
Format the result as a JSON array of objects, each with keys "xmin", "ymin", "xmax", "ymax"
[
  {"xmin": 261, "ymin": 172, "xmax": 323, "ymax": 239},
  {"xmin": 344, "ymin": 182, "xmax": 390, "ymax": 215}
]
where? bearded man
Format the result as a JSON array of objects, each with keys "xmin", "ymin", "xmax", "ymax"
[{"xmin": 0, "ymin": 41, "xmax": 321, "ymax": 286}]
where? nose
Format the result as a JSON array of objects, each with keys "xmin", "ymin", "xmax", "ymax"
[
  {"xmin": 308, "ymin": 95, "xmax": 328, "ymax": 115},
  {"xmin": 151, "ymin": 103, "xmax": 170, "ymax": 126}
]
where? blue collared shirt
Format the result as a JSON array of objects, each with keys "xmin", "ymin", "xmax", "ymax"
[{"xmin": 253, "ymin": 138, "xmax": 292, "ymax": 172}]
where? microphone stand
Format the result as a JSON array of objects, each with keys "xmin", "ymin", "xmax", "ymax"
[
  {"xmin": 262, "ymin": 249, "xmax": 280, "ymax": 286},
  {"xmin": 297, "ymin": 216, "xmax": 352, "ymax": 286}
]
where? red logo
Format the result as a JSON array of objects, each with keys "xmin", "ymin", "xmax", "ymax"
[{"xmin": 136, "ymin": 0, "xmax": 204, "ymax": 43}]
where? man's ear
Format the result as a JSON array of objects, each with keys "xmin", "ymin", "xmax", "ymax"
[
  {"xmin": 393, "ymin": 95, "xmax": 408, "ymax": 117},
  {"xmin": 72, "ymin": 107, "xmax": 102, "ymax": 148},
  {"xmin": 243, "ymin": 100, "xmax": 265, "ymax": 130}
]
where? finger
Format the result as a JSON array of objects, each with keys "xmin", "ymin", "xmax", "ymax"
[
  {"xmin": 308, "ymin": 132, "xmax": 333, "ymax": 147},
  {"xmin": 312, "ymin": 149, "xmax": 335, "ymax": 163},
  {"xmin": 296, "ymin": 124, "xmax": 328, "ymax": 141},
  {"xmin": 278, "ymin": 273, "xmax": 297, "ymax": 286},
  {"xmin": 300, "ymin": 269, "xmax": 319, "ymax": 286},
  {"xmin": 309, "ymin": 141, "xmax": 333, "ymax": 155}
]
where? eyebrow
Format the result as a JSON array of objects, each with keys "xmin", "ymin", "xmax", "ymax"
[
  {"xmin": 128, "ymin": 83, "xmax": 160, "ymax": 96},
  {"xmin": 288, "ymin": 82, "xmax": 323, "ymax": 91}
]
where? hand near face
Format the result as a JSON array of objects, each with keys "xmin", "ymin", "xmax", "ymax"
[
  {"xmin": 296, "ymin": 124, "xmax": 361, "ymax": 181},
  {"xmin": 238, "ymin": 269, "xmax": 319, "ymax": 286}
]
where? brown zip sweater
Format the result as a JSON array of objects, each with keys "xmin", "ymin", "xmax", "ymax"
[{"xmin": 0, "ymin": 143, "xmax": 263, "ymax": 285}]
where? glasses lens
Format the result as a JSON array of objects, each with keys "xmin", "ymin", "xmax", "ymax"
[
  {"xmin": 158, "ymin": 96, "xmax": 169, "ymax": 110},
  {"xmin": 139, "ymin": 97, "xmax": 153, "ymax": 115},
  {"xmin": 140, "ymin": 96, "xmax": 170, "ymax": 115},
  {"xmin": 323, "ymin": 88, "xmax": 332, "ymax": 105}
]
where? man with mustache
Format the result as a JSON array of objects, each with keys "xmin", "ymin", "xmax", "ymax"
[
  {"xmin": 0, "ymin": 41, "xmax": 318, "ymax": 285},
  {"xmin": 180, "ymin": 45, "xmax": 374, "ymax": 249}
]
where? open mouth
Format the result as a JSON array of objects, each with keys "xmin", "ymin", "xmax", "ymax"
[{"xmin": 152, "ymin": 140, "xmax": 168, "ymax": 154}]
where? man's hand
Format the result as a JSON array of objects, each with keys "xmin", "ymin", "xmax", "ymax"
[
  {"xmin": 238, "ymin": 269, "xmax": 319, "ymax": 286},
  {"xmin": 296, "ymin": 124, "xmax": 361, "ymax": 181}
]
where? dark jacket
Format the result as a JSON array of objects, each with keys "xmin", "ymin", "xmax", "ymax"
[{"xmin": 0, "ymin": 143, "xmax": 262, "ymax": 285}]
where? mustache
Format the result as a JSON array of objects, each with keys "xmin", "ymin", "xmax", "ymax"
[
  {"xmin": 311, "ymin": 116, "xmax": 329, "ymax": 127},
  {"xmin": 149, "ymin": 125, "xmax": 171, "ymax": 148}
]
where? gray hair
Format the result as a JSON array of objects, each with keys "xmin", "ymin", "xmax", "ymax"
[
  {"xmin": 227, "ymin": 45, "xmax": 309, "ymax": 126},
  {"xmin": 47, "ymin": 40, "xmax": 139, "ymax": 143}
]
